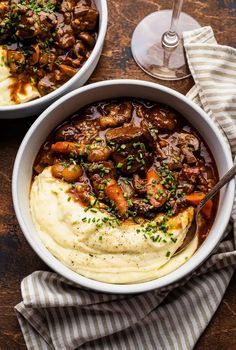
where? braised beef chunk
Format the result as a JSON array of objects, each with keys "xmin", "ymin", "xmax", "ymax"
[
  {"xmin": 0, "ymin": 0, "xmax": 98, "ymax": 99},
  {"xmin": 137, "ymin": 104, "xmax": 178, "ymax": 131},
  {"xmin": 61, "ymin": 0, "xmax": 76, "ymax": 13},
  {"xmin": 16, "ymin": 11, "xmax": 41, "ymax": 39},
  {"xmin": 56, "ymin": 24, "xmax": 76, "ymax": 50},
  {"xmin": 112, "ymin": 144, "xmax": 152, "ymax": 174},
  {"xmin": 118, "ymin": 178, "xmax": 135, "ymax": 198},
  {"xmin": 85, "ymin": 161, "xmax": 115, "ymax": 179},
  {"xmin": 197, "ymin": 164, "xmax": 216, "ymax": 192},
  {"xmin": 73, "ymin": 117, "xmax": 101, "ymax": 143},
  {"xmin": 132, "ymin": 174, "xmax": 147, "ymax": 194},
  {"xmin": 78, "ymin": 31, "xmax": 96, "ymax": 46},
  {"xmin": 72, "ymin": 2, "xmax": 98, "ymax": 31},
  {"xmin": 157, "ymin": 134, "xmax": 183, "ymax": 170},
  {"xmin": 85, "ymin": 161, "xmax": 115, "ymax": 199},
  {"xmin": 99, "ymin": 102, "xmax": 133, "ymax": 128},
  {"xmin": 154, "ymin": 130, "xmax": 200, "ymax": 170},
  {"xmin": 38, "ymin": 74, "xmax": 58, "ymax": 95},
  {"xmin": 106, "ymin": 126, "xmax": 143, "ymax": 144},
  {"xmin": 131, "ymin": 198, "xmax": 154, "ymax": 215},
  {"xmin": 178, "ymin": 132, "xmax": 200, "ymax": 164},
  {"xmin": 105, "ymin": 125, "xmax": 154, "ymax": 148},
  {"xmin": 34, "ymin": 98, "xmax": 218, "ymax": 229},
  {"xmin": 177, "ymin": 181, "xmax": 195, "ymax": 195},
  {"xmin": 54, "ymin": 116, "xmax": 104, "ymax": 146},
  {"xmin": 181, "ymin": 165, "xmax": 200, "ymax": 184},
  {"xmin": 55, "ymin": 125, "xmax": 79, "ymax": 141}
]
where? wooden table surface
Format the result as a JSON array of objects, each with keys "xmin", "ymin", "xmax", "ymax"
[{"xmin": 0, "ymin": 0, "xmax": 235, "ymax": 349}]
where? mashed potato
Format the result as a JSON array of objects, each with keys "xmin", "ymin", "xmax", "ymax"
[
  {"xmin": 30, "ymin": 167, "xmax": 198, "ymax": 284},
  {"xmin": 0, "ymin": 47, "xmax": 40, "ymax": 105}
]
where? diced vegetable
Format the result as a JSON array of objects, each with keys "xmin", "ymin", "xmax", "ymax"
[
  {"xmin": 185, "ymin": 192, "xmax": 213, "ymax": 219},
  {"xmin": 146, "ymin": 168, "xmax": 168, "ymax": 208},
  {"xmin": 104, "ymin": 179, "xmax": 128, "ymax": 215}
]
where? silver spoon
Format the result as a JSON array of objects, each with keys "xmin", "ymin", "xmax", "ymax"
[{"xmin": 174, "ymin": 163, "xmax": 236, "ymax": 256}]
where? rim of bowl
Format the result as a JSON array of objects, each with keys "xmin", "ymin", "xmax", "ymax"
[
  {"xmin": 12, "ymin": 79, "xmax": 235, "ymax": 294},
  {"xmin": 0, "ymin": 0, "xmax": 108, "ymax": 112}
]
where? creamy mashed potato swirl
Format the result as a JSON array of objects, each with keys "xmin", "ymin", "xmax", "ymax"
[{"xmin": 30, "ymin": 167, "xmax": 198, "ymax": 284}]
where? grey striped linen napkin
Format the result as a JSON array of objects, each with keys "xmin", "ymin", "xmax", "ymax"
[{"xmin": 15, "ymin": 26, "xmax": 236, "ymax": 350}]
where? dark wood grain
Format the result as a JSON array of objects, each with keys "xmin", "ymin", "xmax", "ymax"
[{"xmin": 0, "ymin": 0, "xmax": 235, "ymax": 349}]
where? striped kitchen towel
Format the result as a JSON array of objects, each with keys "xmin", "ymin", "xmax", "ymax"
[{"xmin": 15, "ymin": 27, "xmax": 236, "ymax": 350}]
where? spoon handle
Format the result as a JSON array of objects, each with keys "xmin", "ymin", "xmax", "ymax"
[{"xmin": 199, "ymin": 163, "xmax": 236, "ymax": 211}]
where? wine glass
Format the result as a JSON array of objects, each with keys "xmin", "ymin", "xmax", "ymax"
[{"xmin": 131, "ymin": 0, "xmax": 201, "ymax": 80}]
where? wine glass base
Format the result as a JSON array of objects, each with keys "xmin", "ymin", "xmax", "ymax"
[{"xmin": 131, "ymin": 10, "xmax": 201, "ymax": 80}]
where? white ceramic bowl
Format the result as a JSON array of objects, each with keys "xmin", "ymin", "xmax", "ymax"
[
  {"xmin": 12, "ymin": 80, "xmax": 235, "ymax": 294},
  {"xmin": 0, "ymin": 0, "xmax": 107, "ymax": 119}
]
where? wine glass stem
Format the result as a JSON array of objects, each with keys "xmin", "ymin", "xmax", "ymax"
[{"xmin": 162, "ymin": 0, "xmax": 184, "ymax": 48}]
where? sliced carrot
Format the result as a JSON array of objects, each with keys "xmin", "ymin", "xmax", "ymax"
[
  {"xmin": 51, "ymin": 141, "xmax": 86, "ymax": 155},
  {"xmin": 105, "ymin": 179, "xmax": 128, "ymax": 215},
  {"xmin": 185, "ymin": 192, "xmax": 205, "ymax": 205},
  {"xmin": 185, "ymin": 192, "xmax": 213, "ymax": 219},
  {"xmin": 146, "ymin": 168, "xmax": 167, "ymax": 208}
]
